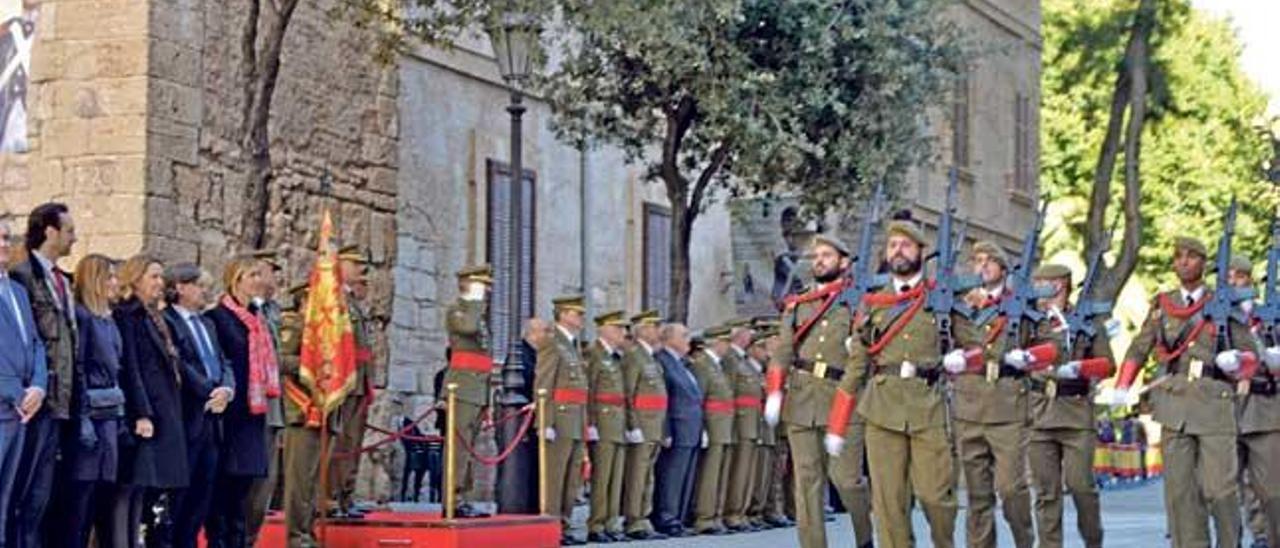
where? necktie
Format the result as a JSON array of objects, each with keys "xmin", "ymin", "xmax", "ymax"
[
  {"xmin": 900, "ymin": 285, "xmax": 911, "ymax": 294},
  {"xmin": 52, "ymin": 270, "xmax": 67, "ymax": 309},
  {"xmin": 189, "ymin": 315, "xmax": 220, "ymax": 381},
  {"xmin": 1186, "ymin": 294, "xmax": 1195, "ymax": 307},
  {"xmin": 1, "ymin": 279, "xmax": 27, "ymax": 343}
]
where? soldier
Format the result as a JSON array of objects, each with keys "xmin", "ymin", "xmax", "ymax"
[
  {"xmin": 952, "ymin": 240, "xmax": 1058, "ymax": 548},
  {"xmin": 330, "ymin": 245, "xmax": 374, "ymax": 518},
  {"xmin": 586, "ymin": 310, "xmax": 631, "ymax": 543},
  {"xmin": 443, "ymin": 264, "xmax": 494, "ymax": 518},
  {"xmin": 689, "ymin": 325, "xmax": 736, "ymax": 535},
  {"xmin": 723, "ymin": 320, "xmax": 762, "ymax": 532},
  {"xmin": 764, "ymin": 234, "xmax": 874, "ymax": 548},
  {"xmin": 1104, "ymin": 236, "xmax": 1258, "ymax": 547},
  {"xmin": 1229, "ymin": 255, "xmax": 1280, "ymax": 548},
  {"xmin": 824, "ymin": 221, "xmax": 982, "ymax": 548},
  {"xmin": 537, "ymin": 295, "xmax": 590, "ymax": 546},
  {"xmin": 745, "ymin": 317, "xmax": 790, "ymax": 529},
  {"xmin": 1027, "ymin": 263, "xmax": 1112, "ymax": 548},
  {"xmin": 621, "ymin": 310, "xmax": 670, "ymax": 541}
]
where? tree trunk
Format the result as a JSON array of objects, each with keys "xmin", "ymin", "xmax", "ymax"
[
  {"xmin": 1084, "ymin": 0, "xmax": 1155, "ymax": 304},
  {"xmin": 668, "ymin": 197, "xmax": 695, "ymax": 323},
  {"xmin": 240, "ymin": 0, "xmax": 301, "ymax": 250}
]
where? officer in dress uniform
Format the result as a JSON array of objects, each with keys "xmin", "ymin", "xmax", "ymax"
[
  {"xmin": 443, "ymin": 264, "xmax": 494, "ymax": 518},
  {"xmin": 1027, "ymin": 263, "xmax": 1112, "ymax": 548},
  {"xmin": 1105, "ymin": 236, "xmax": 1259, "ymax": 547},
  {"xmin": 620, "ymin": 310, "xmax": 670, "ymax": 540},
  {"xmin": 330, "ymin": 245, "xmax": 373, "ymax": 518},
  {"xmin": 745, "ymin": 317, "xmax": 791, "ymax": 529},
  {"xmin": 537, "ymin": 295, "xmax": 590, "ymax": 545},
  {"xmin": 824, "ymin": 221, "xmax": 983, "ymax": 548},
  {"xmin": 586, "ymin": 310, "xmax": 630, "ymax": 543},
  {"xmin": 764, "ymin": 233, "xmax": 874, "ymax": 548},
  {"xmin": 723, "ymin": 320, "xmax": 763, "ymax": 532},
  {"xmin": 689, "ymin": 325, "xmax": 736, "ymax": 535}
]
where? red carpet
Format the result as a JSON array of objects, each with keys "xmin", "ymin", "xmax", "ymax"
[{"xmin": 254, "ymin": 510, "xmax": 562, "ymax": 547}]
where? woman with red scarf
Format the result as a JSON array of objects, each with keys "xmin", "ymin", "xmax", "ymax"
[{"xmin": 205, "ymin": 256, "xmax": 280, "ymax": 547}]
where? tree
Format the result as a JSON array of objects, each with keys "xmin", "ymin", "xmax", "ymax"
[{"xmin": 1042, "ymin": 0, "xmax": 1275, "ymax": 302}]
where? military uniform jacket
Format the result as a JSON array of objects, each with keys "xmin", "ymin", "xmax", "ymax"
[
  {"xmin": 1238, "ymin": 313, "xmax": 1280, "ymax": 435},
  {"xmin": 622, "ymin": 342, "xmax": 668, "ymax": 442},
  {"xmin": 536, "ymin": 328, "xmax": 588, "ymax": 440},
  {"xmin": 842, "ymin": 282, "xmax": 981, "ymax": 433},
  {"xmin": 690, "ymin": 350, "xmax": 735, "ymax": 445},
  {"xmin": 587, "ymin": 341, "xmax": 627, "ymax": 444},
  {"xmin": 349, "ymin": 298, "xmax": 373, "ymax": 396},
  {"xmin": 1031, "ymin": 312, "xmax": 1111, "ymax": 430},
  {"xmin": 1125, "ymin": 288, "xmax": 1257, "ymax": 435},
  {"xmin": 444, "ymin": 299, "xmax": 491, "ymax": 407},
  {"xmin": 952, "ymin": 291, "xmax": 1053, "ymax": 425},
  {"xmin": 726, "ymin": 347, "xmax": 762, "ymax": 443},
  {"xmin": 773, "ymin": 281, "xmax": 860, "ymax": 427}
]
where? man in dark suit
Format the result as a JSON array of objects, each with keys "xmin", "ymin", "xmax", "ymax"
[
  {"xmin": 651, "ymin": 322, "xmax": 703, "ymax": 537},
  {"xmin": 7, "ymin": 202, "xmax": 75, "ymax": 548},
  {"xmin": 0, "ymin": 218, "xmax": 47, "ymax": 545},
  {"xmin": 162, "ymin": 263, "xmax": 235, "ymax": 548}
]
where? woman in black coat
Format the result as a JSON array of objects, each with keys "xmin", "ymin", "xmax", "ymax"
[
  {"xmin": 204, "ymin": 256, "xmax": 274, "ymax": 548},
  {"xmin": 50, "ymin": 254, "xmax": 127, "ymax": 547},
  {"xmin": 111, "ymin": 254, "xmax": 188, "ymax": 548}
]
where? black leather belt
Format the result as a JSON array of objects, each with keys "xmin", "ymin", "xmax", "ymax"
[
  {"xmin": 795, "ymin": 360, "xmax": 845, "ymax": 381},
  {"xmin": 998, "ymin": 364, "xmax": 1027, "ymax": 379},
  {"xmin": 1029, "ymin": 378, "xmax": 1090, "ymax": 397},
  {"xmin": 1250, "ymin": 378, "xmax": 1277, "ymax": 396}
]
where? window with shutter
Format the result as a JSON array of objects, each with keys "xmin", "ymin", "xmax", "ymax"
[
  {"xmin": 486, "ymin": 159, "xmax": 537, "ymax": 362},
  {"xmin": 953, "ymin": 71, "xmax": 971, "ymax": 168},
  {"xmin": 643, "ymin": 204, "xmax": 672, "ymax": 318},
  {"xmin": 1014, "ymin": 91, "xmax": 1033, "ymax": 191}
]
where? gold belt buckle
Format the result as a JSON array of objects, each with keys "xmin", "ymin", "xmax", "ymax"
[
  {"xmin": 1189, "ymin": 359, "xmax": 1204, "ymax": 381},
  {"xmin": 985, "ymin": 361, "xmax": 999, "ymax": 383},
  {"xmin": 1046, "ymin": 379, "xmax": 1058, "ymax": 399},
  {"xmin": 813, "ymin": 361, "xmax": 829, "ymax": 379}
]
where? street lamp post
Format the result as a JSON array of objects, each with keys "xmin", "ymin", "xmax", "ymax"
[{"xmin": 490, "ymin": 4, "xmax": 540, "ymax": 515}]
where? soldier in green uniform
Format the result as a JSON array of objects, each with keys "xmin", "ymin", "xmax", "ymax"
[
  {"xmin": 537, "ymin": 295, "xmax": 590, "ymax": 546},
  {"xmin": 765, "ymin": 234, "xmax": 874, "ymax": 548},
  {"xmin": 621, "ymin": 310, "xmax": 670, "ymax": 540},
  {"xmin": 1228, "ymin": 255, "xmax": 1280, "ymax": 547},
  {"xmin": 1105, "ymin": 236, "xmax": 1259, "ymax": 547},
  {"xmin": 586, "ymin": 310, "xmax": 631, "ymax": 543},
  {"xmin": 723, "ymin": 320, "xmax": 762, "ymax": 532},
  {"xmin": 745, "ymin": 317, "xmax": 790, "ymax": 529},
  {"xmin": 825, "ymin": 221, "xmax": 982, "ymax": 548},
  {"xmin": 690, "ymin": 325, "xmax": 736, "ymax": 535},
  {"xmin": 330, "ymin": 245, "xmax": 374, "ymax": 517},
  {"xmin": 1027, "ymin": 263, "xmax": 1113, "ymax": 548},
  {"xmin": 443, "ymin": 264, "xmax": 494, "ymax": 517},
  {"xmin": 953, "ymin": 240, "xmax": 1059, "ymax": 548}
]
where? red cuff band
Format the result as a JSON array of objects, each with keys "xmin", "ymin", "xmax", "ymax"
[
  {"xmin": 964, "ymin": 348, "xmax": 985, "ymax": 373},
  {"xmin": 1238, "ymin": 351, "xmax": 1259, "ymax": 381},
  {"xmin": 825, "ymin": 389, "xmax": 856, "ymax": 437},
  {"xmin": 1078, "ymin": 357, "xmax": 1115, "ymax": 380},
  {"xmin": 1027, "ymin": 342, "xmax": 1058, "ymax": 365},
  {"xmin": 765, "ymin": 366, "xmax": 786, "ymax": 395},
  {"xmin": 1117, "ymin": 360, "xmax": 1140, "ymax": 389}
]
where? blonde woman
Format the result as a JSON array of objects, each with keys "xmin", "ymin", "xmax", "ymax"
[
  {"xmin": 111, "ymin": 254, "xmax": 187, "ymax": 548},
  {"xmin": 204, "ymin": 256, "xmax": 278, "ymax": 547}
]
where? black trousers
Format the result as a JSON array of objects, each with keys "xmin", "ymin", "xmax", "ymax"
[
  {"xmin": 171, "ymin": 432, "xmax": 219, "ymax": 548},
  {"xmin": 6, "ymin": 412, "xmax": 60, "ymax": 548},
  {"xmin": 204, "ymin": 475, "xmax": 255, "ymax": 548},
  {"xmin": 102, "ymin": 485, "xmax": 145, "ymax": 548},
  {"xmin": 651, "ymin": 445, "xmax": 700, "ymax": 533},
  {"xmin": 48, "ymin": 480, "xmax": 113, "ymax": 548}
]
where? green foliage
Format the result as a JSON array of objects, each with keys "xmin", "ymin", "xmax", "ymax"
[{"xmin": 1042, "ymin": 0, "xmax": 1276, "ymax": 289}]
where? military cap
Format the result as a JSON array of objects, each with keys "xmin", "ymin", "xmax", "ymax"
[
  {"xmin": 887, "ymin": 220, "xmax": 927, "ymax": 246},
  {"xmin": 456, "ymin": 264, "xmax": 494, "ymax": 285},
  {"xmin": 1033, "ymin": 263, "xmax": 1072, "ymax": 280},
  {"xmin": 751, "ymin": 315, "xmax": 780, "ymax": 329},
  {"xmin": 552, "ymin": 294, "xmax": 586, "ymax": 313},
  {"xmin": 972, "ymin": 240, "xmax": 1010, "ymax": 269},
  {"xmin": 630, "ymin": 309, "xmax": 662, "ymax": 326},
  {"xmin": 811, "ymin": 234, "xmax": 851, "ymax": 257},
  {"xmin": 1229, "ymin": 255, "xmax": 1254, "ymax": 274},
  {"xmin": 337, "ymin": 244, "xmax": 368, "ymax": 264},
  {"xmin": 1174, "ymin": 236, "xmax": 1208, "ymax": 258},
  {"xmin": 594, "ymin": 309, "xmax": 631, "ymax": 327},
  {"xmin": 251, "ymin": 250, "xmax": 283, "ymax": 271},
  {"xmin": 703, "ymin": 325, "xmax": 732, "ymax": 340}
]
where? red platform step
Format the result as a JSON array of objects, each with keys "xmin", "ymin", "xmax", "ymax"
[{"xmin": 254, "ymin": 510, "xmax": 562, "ymax": 547}]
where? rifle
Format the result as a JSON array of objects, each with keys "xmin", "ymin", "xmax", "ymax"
[
  {"xmin": 837, "ymin": 182, "xmax": 889, "ymax": 314},
  {"xmin": 1062, "ymin": 214, "xmax": 1119, "ymax": 358},
  {"xmin": 925, "ymin": 168, "xmax": 981, "ymax": 354},
  {"xmin": 1202, "ymin": 197, "xmax": 1255, "ymax": 353},
  {"xmin": 995, "ymin": 199, "xmax": 1056, "ymax": 348},
  {"xmin": 1255, "ymin": 216, "xmax": 1280, "ymax": 347}
]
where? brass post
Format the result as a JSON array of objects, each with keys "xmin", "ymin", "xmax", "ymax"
[
  {"xmin": 537, "ymin": 388, "xmax": 548, "ymax": 515},
  {"xmin": 445, "ymin": 383, "xmax": 459, "ymax": 520}
]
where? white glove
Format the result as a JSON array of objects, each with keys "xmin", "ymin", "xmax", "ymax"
[
  {"xmin": 1215, "ymin": 350, "xmax": 1241, "ymax": 373},
  {"xmin": 462, "ymin": 282, "xmax": 487, "ymax": 301},
  {"xmin": 823, "ymin": 433, "xmax": 845, "ymax": 457},
  {"xmin": 943, "ymin": 349, "xmax": 968, "ymax": 374},
  {"xmin": 624, "ymin": 428, "xmax": 644, "ymax": 444},
  {"xmin": 845, "ymin": 336, "xmax": 856, "ymax": 354},
  {"xmin": 587, "ymin": 426, "xmax": 599, "ymax": 442},
  {"xmin": 1098, "ymin": 386, "xmax": 1136, "ymax": 408},
  {"xmin": 1056, "ymin": 361, "xmax": 1080, "ymax": 380},
  {"xmin": 1263, "ymin": 346, "xmax": 1280, "ymax": 370},
  {"xmin": 543, "ymin": 427, "xmax": 557, "ymax": 442},
  {"xmin": 1004, "ymin": 349, "xmax": 1033, "ymax": 370},
  {"xmin": 763, "ymin": 393, "xmax": 782, "ymax": 426},
  {"xmin": 701, "ymin": 430, "xmax": 709, "ymax": 449}
]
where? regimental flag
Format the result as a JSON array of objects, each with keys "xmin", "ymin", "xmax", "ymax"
[{"xmin": 299, "ymin": 209, "xmax": 359, "ymax": 416}]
